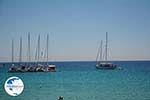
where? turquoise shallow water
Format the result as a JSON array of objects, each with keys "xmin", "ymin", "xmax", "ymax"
[{"xmin": 0, "ymin": 61, "xmax": 150, "ymax": 100}]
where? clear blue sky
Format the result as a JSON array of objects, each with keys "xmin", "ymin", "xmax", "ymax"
[{"xmin": 0, "ymin": 0, "xmax": 150, "ymax": 62}]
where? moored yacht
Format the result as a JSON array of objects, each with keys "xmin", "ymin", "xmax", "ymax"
[
  {"xmin": 96, "ymin": 32, "xmax": 116, "ymax": 70},
  {"xmin": 8, "ymin": 33, "xmax": 56, "ymax": 72}
]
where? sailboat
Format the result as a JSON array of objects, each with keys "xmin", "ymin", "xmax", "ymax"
[
  {"xmin": 8, "ymin": 33, "xmax": 56, "ymax": 72},
  {"xmin": 45, "ymin": 34, "xmax": 56, "ymax": 72},
  {"xmin": 32, "ymin": 34, "xmax": 56, "ymax": 72},
  {"xmin": 8, "ymin": 39, "xmax": 16, "ymax": 72},
  {"xmin": 9, "ymin": 37, "xmax": 25, "ymax": 72},
  {"xmin": 96, "ymin": 32, "xmax": 116, "ymax": 70}
]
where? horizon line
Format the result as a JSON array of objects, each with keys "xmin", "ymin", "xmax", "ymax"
[{"xmin": 0, "ymin": 59, "xmax": 150, "ymax": 63}]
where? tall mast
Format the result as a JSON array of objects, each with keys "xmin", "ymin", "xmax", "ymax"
[
  {"xmin": 19, "ymin": 37, "xmax": 22, "ymax": 63},
  {"xmin": 96, "ymin": 40, "xmax": 103, "ymax": 62},
  {"xmin": 12, "ymin": 39, "xmax": 14, "ymax": 63},
  {"xmin": 37, "ymin": 35, "xmax": 40, "ymax": 63},
  {"xmin": 105, "ymin": 32, "xmax": 108, "ymax": 62},
  {"xmin": 28, "ymin": 32, "xmax": 31, "ymax": 62},
  {"xmin": 46, "ymin": 34, "xmax": 49, "ymax": 65},
  {"xmin": 100, "ymin": 40, "xmax": 103, "ymax": 61}
]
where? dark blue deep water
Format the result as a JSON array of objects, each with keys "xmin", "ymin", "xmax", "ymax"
[{"xmin": 0, "ymin": 61, "xmax": 150, "ymax": 100}]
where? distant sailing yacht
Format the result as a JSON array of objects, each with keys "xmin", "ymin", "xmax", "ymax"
[
  {"xmin": 34, "ymin": 34, "xmax": 56, "ymax": 72},
  {"xmin": 96, "ymin": 32, "xmax": 116, "ymax": 70},
  {"xmin": 9, "ymin": 37, "xmax": 24, "ymax": 72},
  {"xmin": 45, "ymin": 34, "xmax": 56, "ymax": 72},
  {"xmin": 9, "ymin": 39, "xmax": 16, "ymax": 72}
]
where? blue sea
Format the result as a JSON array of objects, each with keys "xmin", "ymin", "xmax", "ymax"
[{"xmin": 0, "ymin": 61, "xmax": 150, "ymax": 100}]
